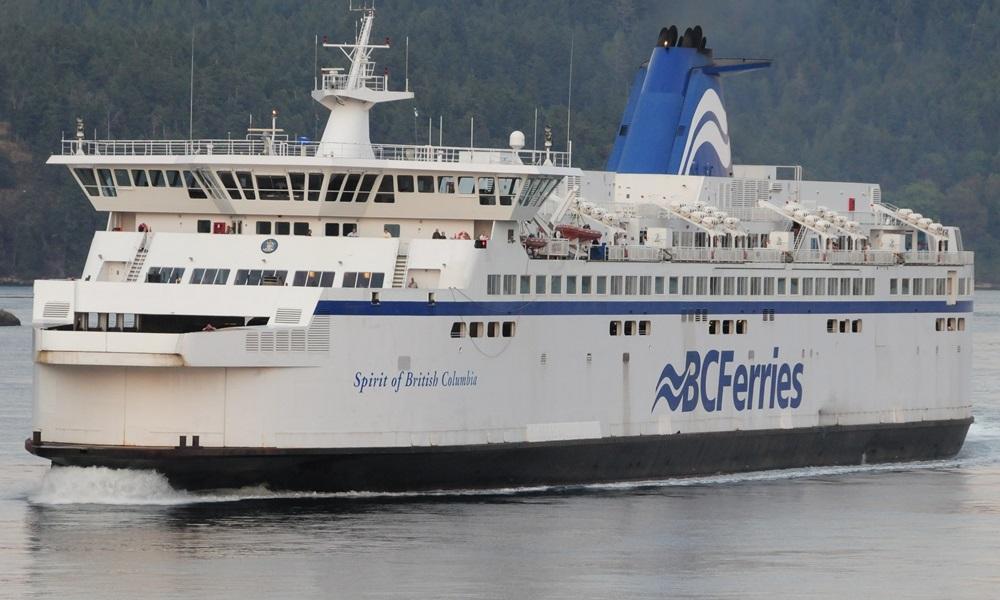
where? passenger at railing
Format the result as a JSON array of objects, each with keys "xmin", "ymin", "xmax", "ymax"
[
  {"xmin": 347, "ymin": 229, "xmax": 358, "ymax": 237},
  {"xmin": 432, "ymin": 229, "xmax": 444, "ymax": 239},
  {"xmin": 407, "ymin": 277, "xmax": 418, "ymax": 289},
  {"xmin": 383, "ymin": 229, "xmax": 392, "ymax": 238},
  {"xmin": 457, "ymin": 231, "xmax": 471, "ymax": 240}
]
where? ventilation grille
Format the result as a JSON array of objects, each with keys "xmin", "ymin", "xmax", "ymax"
[
  {"xmin": 42, "ymin": 302, "xmax": 70, "ymax": 319},
  {"xmin": 243, "ymin": 316, "xmax": 330, "ymax": 354},
  {"xmin": 274, "ymin": 308, "xmax": 302, "ymax": 325}
]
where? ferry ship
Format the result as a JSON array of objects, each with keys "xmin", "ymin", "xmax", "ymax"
[{"xmin": 25, "ymin": 8, "xmax": 973, "ymax": 492}]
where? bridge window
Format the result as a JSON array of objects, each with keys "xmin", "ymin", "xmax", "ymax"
[
  {"xmin": 235, "ymin": 171, "xmax": 255, "ymax": 199},
  {"xmin": 131, "ymin": 169, "xmax": 149, "ymax": 187},
  {"xmin": 338, "ymin": 174, "xmax": 360, "ymax": 202},
  {"xmin": 147, "ymin": 266, "xmax": 185, "ymax": 284},
  {"xmin": 97, "ymin": 169, "xmax": 117, "ymax": 196},
  {"xmin": 307, "ymin": 173, "xmax": 324, "ymax": 201},
  {"xmin": 184, "ymin": 171, "xmax": 208, "ymax": 199},
  {"xmin": 255, "ymin": 174, "xmax": 289, "ymax": 200},
  {"xmin": 438, "ymin": 176, "xmax": 455, "ymax": 194},
  {"xmin": 478, "ymin": 177, "xmax": 496, "ymax": 205},
  {"xmin": 397, "ymin": 175, "xmax": 414, "ymax": 193},
  {"xmin": 289, "ymin": 172, "xmax": 305, "ymax": 200},
  {"xmin": 356, "ymin": 174, "xmax": 378, "ymax": 202},
  {"xmin": 114, "ymin": 169, "xmax": 131, "ymax": 187},
  {"xmin": 325, "ymin": 173, "xmax": 346, "ymax": 201},
  {"xmin": 217, "ymin": 171, "xmax": 242, "ymax": 200},
  {"xmin": 499, "ymin": 177, "xmax": 520, "ymax": 206},
  {"xmin": 457, "ymin": 176, "xmax": 475, "ymax": 194},
  {"xmin": 418, "ymin": 175, "xmax": 434, "ymax": 193},
  {"xmin": 149, "ymin": 170, "xmax": 166, "ymax": 187},
  {"xmin": 166, "ymin": 170, "xmax": 183, "ymax": 188},
  {"xmin": 374, "ymin": 175, "xmax": 395, "ymax": 203}
]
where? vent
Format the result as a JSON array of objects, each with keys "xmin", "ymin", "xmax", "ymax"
[
  {"xmin": 275, "ymin": 330, "xmax": 290, "ymax": 352},
  {"xmin": 42, "ymin": 301, "xmax": 70, "ymax": 319},
  {"xmin": 260, "ymin": 331, "xmax": 275, "ymax": 352},
  {"xmin": 307, "ymin": 316, "xmax": 331, "ymax": 353},
  {"xmin": 291, "ymin": 329, "xmax": 306, "ymax": 352},
  {"xmin": 274, "ymin": 308, "xmax": 302, "ymax": 325},
  {"xmin": 245, "ymin": 332, "xmax": 259, "ymax": 352}
]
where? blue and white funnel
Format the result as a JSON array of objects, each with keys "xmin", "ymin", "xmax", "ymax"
[{"xmin": 606, "ymin": 26, "xmax": 770, "ymax": 176}]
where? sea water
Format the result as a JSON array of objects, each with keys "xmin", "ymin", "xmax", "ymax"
[{"xmin": 1, "ymin": 286, "xmax": 998, "ymax": 599}]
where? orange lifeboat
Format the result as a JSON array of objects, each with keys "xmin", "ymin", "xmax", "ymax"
[{"xmin": 555, "ymin": 224, "xmax": 602, "ymax": 242}]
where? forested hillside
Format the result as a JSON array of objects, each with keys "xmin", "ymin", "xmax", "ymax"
[{"xmin": 0, "ymin": 0, "xmax": 996, "ymax": 282}]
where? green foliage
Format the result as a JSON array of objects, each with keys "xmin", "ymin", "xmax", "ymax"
[{"xmin": 0, "ymin": 0, "xmax": 996, "ymax": 281}]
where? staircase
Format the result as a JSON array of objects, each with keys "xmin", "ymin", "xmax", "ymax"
[
  {"xmin": 125, "ymin": 248, "xmax": 149, "ymax": 282},
  {"xmin": 391, "ymin": 254, "xmax": 408, "ymax": 288}
]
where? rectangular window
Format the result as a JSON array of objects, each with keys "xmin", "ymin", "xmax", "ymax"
[
  {"xmin": 355, "ymin": 174, "xmax": 378, "ymax": 202},
  {"xmin": 166, "ymin": 170, "xmax": 182, "ymax": 188},
  {"xmin": 289, "ymin": 172, "xmax": 305, "ymax": 200},
  {"xmin": 936, "ymin": 278, "xmax": 946, "ymax": 295},
  {"xmin": 201, "ymin": 268, "xmax": 217, "ymax": 285},
  {"xmin": 293, "ymin": 222, "xmax": 310, "ymax": 236},
  {"xmin": 339, "ymin": 174, "xmax": 361, "ymax": 202},
  {"xmin": 655, "ymin": 276, "xmax": 665, "ymax": 295},
  {"xmin": 470, "ymin": 322, "xmax": 484, "ymax": 338},
  {"xmin": 802, "ymin": 278, "xmax": 813, "ymax": 296},
  {"xmin": 750, "ymin": 278, "xmax": 762, "ymax": 296},
  {"xmin": 790, "ymin": 278, "xmax": 799, "ymax": 295},
  {"xmin": 737, "ymin": 277, "xmax": 748, "ymax": 295},
  {"xmin": 827, "ymin": 319, "xmax": 837, "ymax": 333},
  {"xmin": 639, "ymin": 320, "xmax": 651, "ymax": 336},
  {"xmin": 131, "ymin": 169, "xmax": 148, "ymax": 187},
  {"xmin": 190, "ymin": 268, "xmax": 205, "ymax": 284},
  {"xmin": 535, "ymin": 275, "xmax": 547, "ymax": 294},
  {"xmin": 722, "ymin": 320, "xmax": 733, "ymax": 335},
  {"xmin": 374, "ymin": 175, "xmax": 395, "ymax": 203},
  {"xmin": 901, "ymin": 278, "xmax": 910, "ymax": 295},
  {"xmin": 609, "ymin": 321, "xmax": 621, "ymax": 336},
  {"xmin": 596, "ymin": 276, "xmax": 607, "ymax": 295},
  {"xmin": 197, "ymin": 219, "xmax": 211, "ymax": 234},
  {"xmin": 865, "ymin": 278, "xmax": 875, "ymax": 296},
  {"xmin": 890, "ymin": 279, "xmax": 898, "ymax": 295},
  {"xmin": 551, "ymin": 275, "xmax": 562, "ymax": 294},
  {"xmin": 582, "ymin": 276, "xmax": 593, "ymax": 294},
  {"xmin": 682, "ymin": 276, "xmax": 694, "ymax": 295},
  {"xmin": 815, "ymin": 278, "xmax": 826, "ymax": 295},
  {"xmin": 341, "ymin": 272, "xmax": 355, "ymax": 287},
  {"xmin": 487, "ymin": 274, "xmax": 501, "ymax": 295},
  {"xmin": 669, "ymin": 276, "xmax": 679, "ymax": 295},
  {"xmin": 256, "ymin": 221, "xmax": 272, "ymax": 235},
  {"xmin": 325, "ymin": 173, "xmax": 346, "ymax": 201},
  {"xmin": 763, "ymin": 278, "xmax": 775, "ymax": 295},
  {"xmin": 503, "ymin": 275, "xmax": 517, "ymax": 295},
  {"xmin": 913, "ymin": 278, "xmax": 923, "ymax": 295},
  {"xmin": 275, "ymin": 221, "xmax": 290, "ymax": 236},
  {"xmin": 307, "ymin": 173, "xmax": 324, "ymax": 201},
  {"xmin": 736, "ymin": 320, "xmax": 747, "ymax": 334},
  {"xmin": 566, "ymin": 276, "xmax": 578, "ymax": 294},
  {"xmin": 852, "ymin": 319, "xmax": 863, "ymax": 333},
  {"xmin": 827, "ymin": 278, "xmax": 838, "ymax": 296},
  {"xmin": 149, "ymin": 170, "xmax": 165, "ymax": 187},
  {"xmin": 383, "ymin": 224, "xmax": 400, "ymax": 238},
  {"xmin": 113, "ymin": 169, "xmax": 131, "ymax": 187},
  {"xmin": 695, "ymin": 277, "xmax": 707, "ymax": 296},
  {"xmin": 709, "ymin": 320, "xmax": 719, "ymax": 335},
  {"xmin": 840, "ymin": 278, "xmax": 851, "ymax": 296},
  {"xmin": 451, "ymin": 322, "xmax": 466, "ymax": 338},
  {"xmin": 293, "ymin": 271, "xmax": 307, "ymax": 287},
  {"xmin": 625, "ymin": 276, "xmax": 638, "ymax": 295},
  {"xmin": 723, "ymin": 277, "xmax": 734, "ymax": 296},
  {"xmin": 852, "ymin": 278, "xmax": 863, "ymax": 296},
  {"xmin": 639, "ymin": 276, "xmax": 652, "ymax": 296},
  {"xmin": 325, "ymin": 223, "xmax": 340, "ymax": 236},
  {"xmin": 236, "ymin": 171, "xmax": 256, "ymax": 199},
  {"xmin": 487, "ymin": 322, "xmax": 500, "ymax": 337},
  {"xmin": 624, "ymin": 321, "xmax": 636, "ymax": 336},
  {"xmin": 255, "ymin": 174, "xmax": 289, "ymax": 200},
  {"xmin": 417, "ymin": 175, "xmax": 434, "ymax": 193},
  {"xmin": 184, "ymin": 170, "xmax": 207, "ymax": 199},
  {"xmin": 457, "ymin": 176, "xmax": 476, "ymax": 194},
  {"xmin": 320, "ymin": 272, "xmax": 336, "ymax": 288},
  {"xmin": 343, "ymin": 223, "xmax": 357, "ymax": 237},
  {"xmin": 371, "ymin": 273, "xmax": 385, "ymax": 288},
  {"xmin": 498, "ymin": 177, "xmax": 520, "ymax": 205},
  {"xmin": 520, "ymin": 275, "xmax": 531, "ymax": 294},
  {"xmin": 611, "ymin": 276, "xmax": 624, "ymax": 295},
  {"xmin": 397, "ymin": 175, "xmax": 415, "ymax": 193},
  {"xmin": 777, "ymin": 278, "xmax": 787, "ymax": 295},
  {"xmin": 438, "ymin": 176, "xmax": 456, "ymax": 194},
  {"xmin": 217, "ymin": 171, "xmax": 242, "ymax": 200},
  {"xmin": 477, "ymin": 177, "xmax": 496, "ymax": 205},
  {"xmin": 214, "ymin": 269, "xmax": 229, "ymax": 285},
  {"xmin": 502, "ymin": 321, "xmax": 516, "ymax": 337},
  {"xmin": 97, "ymin": 168, "xmax": 116, "ymax": 196}
]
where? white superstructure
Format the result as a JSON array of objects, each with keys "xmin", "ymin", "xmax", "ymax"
[{"xmin": 27, "ymin": 7, "xmax": 974, "ymax": 491}]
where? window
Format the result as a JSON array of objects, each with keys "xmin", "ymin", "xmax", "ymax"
[
  {"xmin": 470, "ymin": 322, "xmax": 484, "ymax": 338},
  {"xmin": 551, "ymin": 275, "xmax": 562, "ymax": 294},
  {"xmin": 503, "ymin": 275, "xmax": 517, "ymax": 295},
  {"xmin": 669, "ymin": 277, "xmax": 679, "ymax": 295},
  {"xmin": 639, "ymin": 320, "xmax": 651, "ymax": 336},
  {"xmin": 289, "ymin": 172, "xmax": 305, "ymax": 200},
  {"xmin": 625, "ymin": 276, "xmax": 639, "ymax": 295},
  {"xmin": 596, "ymin": 276, "xmax": 607, "ymax": 295},
  {"xmin": 655, "ymin": 276, "xmax": 665, "ymax": 295},
  {"xmin": 913, "ymin": 278, "xmax": 923, "ymax": 295},
  {"xmin": 936, "ymin": 278, "xmax": 946, "ymax": 295},
  {"xmin": 624, "ymin": 321, "xmax": 636, "ymax": 336},
  {"xmin": 487, "ymin": 322, "xmax": 500, "ymax": 337},
  {"xmin": 275, "ymin": 221, "xmax": 290, "ymax": 236},
  {"xmin": 197, "ymin": 220, "xmax": 211, "ymax": 234},
  {"xmin": 815, "ymin": 278, "xmax": 826, "ymax": 295},
  {"xmin": 256, "ymin": 221, "xmax": 272, "ymax": 235},
  {"xmin": 802, "ymin": 277, "xmax": 814, "ymax": 296},
  {"xmin": 236, "ymin": 171, "xmax": 256, "ymax": 199},
  {"xmin": 184, "ymin": 171, "xmax": 207, "ymax": 199},
  {"xmin": 902, "ymin": 278, "xmax": 910, "ymax": 295},
  {"xmin": 217, "ymin": 171, "xmax": 242, "ymax": 200},
  {"xmin": 763, "ymin": 278, "xmax": 775, "ymax": 295},
  {"xmin": 840, "ymin": 278, "xmax": 851, "ymax": 296},
  {"xmin": 478, "ymin": 177, "xmax": 496, "ymax": 205},
  {"xmin": 166, "ymin": 170, "xmax": 183, "ymax": 188},
  {"xmin": 777, "ymin": 278, "xmax": 787, "ymax": 295},
  {"xmin": 113, "ymin": 169, "xmax": 131, "ymax": 187},
  {"xmin": 254, "ymin": 174, "xmax": 289, "ymax": 200},
  {"xmin": 438, "ymin": 176, "xmax": 455, "ymax": 194},
  {"xmin": 383, "ymin": 224, "xmax": 400, "ymax": 238},
  {"xmin": 709, "ymin": 320, "xmax": 719, "ymax": 335},
  {"xmin": 723, "ymin": 277, "xmax": 734, "ymax": 296},
  {"xmin": 865, "ymin": 278, "xmax": 875, "ymax": 296},
  {"xmin": 852, "ymin": 278, "xmax": 863, "ymax": 296},
  {"xmin": 397, "ymin": 175, "xmax": 415, "ymax": 193},
  {"xmin": 450, "ymin": 322, "xmax": 466, "ymax": 338},
  {"xmin": 498, "ymin": 177, "xmax": 520, "ymax": 205},
  {"xmin": 890, "ymin": 278, "xmax": 898, "ymax": 295},
  {"xmin": 566, "ymin": 276, "xmax": 578, "ymax": 294},
  {"xmin": 695, "ymin": 277, "xmax": 707, "ymax": 295},
  {"xmin": 502, "ymin": 321, "xmax": 516, "ymax": 337},
  {"xmin": 852, "ymin": 319, "xmax": 863, "ymax": 333},
  {"xmin": 293, "ymin": 222, "xmax": 310, "ymax": 236},
  {"xmin": 457, "ymin": 176, "xmax": 475, "ymax": 194},
  {"xmin": 827, "ymin": 278, "xmax": 838, "ymax": 296},
  {"xmin": 611, "ymin": 276, "xmax": 623, "ymax": 295},
  {"xmin": 750, "ymin": 278, "xmax": 762, "ymax": 296},
  {"xmin": 307, "ymin": 173, "xmax": 324, "ymax": 201},
  {"xmin": 609, "ymin": 321, "xmax": 621, "ymax": 336},
  {"xmin": 325, "ymin": 173, "xmax": 345, "ymax": 201},
  {"xmin": 827, "ymin": 319, "xmax": 837, "ymax": 333},
  {"xmin": 790, "ymin": 278, "xmax": 799, "ymax": 295},
  {"xmin": 97, "ymin": 169, "xmax": 116, "ymax": 196},
  {"xmin": 355, "ymin": 174, "xmax": 378, "ymax": 202},
  {"xmin": 682, "ymin": 276, "xmax": 694, "ymax": 295},
  {"xmin": 320, "ymin": 272, "xmax": 336, "ymax": 287},
  {"xmin": 339, "ymin": 174, "xmax": 361, "ymax": 202},
  {"xmin": 487, "ymin": 274, "xmax": 501, "ymax": 295},
  {"xmin": 736, "ymin": 320, "xmax": 747, "ymax": 334},
  {"xmin": 343, "ymin": 223, "xmax": 358, "ymax": 237},
  {"xmin": 374, "ymin": 175, "xmax": 395, "ymax": 203},
  {"xmin": 325, "ymin": 223, "xmax": 340, "ymax": 236},
  {"xmin": 417, "ymin": 175, "xmax": 434, "ymax": 193},
  {"xmin": 709, "ymin": 277, "xmax": 720, "ymax": 296},
  {"xmin": 520, "ymin": 275, "xmax": 531, "ymax": 294},
  {"xmin": 131, "ymin": 169, "xmax": 148, "ymax": 187},
  {"xmin": 582, "ymin": 276, "xmax": 593, "ymax": 294},
  {"xmin": 535, "ymin": 275, "xmax": 547, "ymax": 294},
  {"xmin": 722, "ymin": 320, "xmax": 733, "ymax": 335},
  {"xmin": 149, "ymin": 170, "xmax": 165, "ymax": 187}
]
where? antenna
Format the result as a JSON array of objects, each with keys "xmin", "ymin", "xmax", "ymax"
[
  {"xmin": 439, "ymin": 115, "xmax": 442, "ymax": 146},
  {"xmin": 533, "ymin": 107, "xmax": 538, "ymax": 151},
  {"xmin": 405, "ymin": 36, "xmax": 409, "ymax": 92},
  {"xmin": 566, "ymin": 32, "xmax": 574, "ymax": 148},
  {"xmin": 189, "ymin": 26, "xmax": 195, "ymax": 140}
]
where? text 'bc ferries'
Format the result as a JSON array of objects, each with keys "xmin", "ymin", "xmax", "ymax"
[{"xmin": 25, "ymin": 6, "xmax": 973, "ymax": 491}]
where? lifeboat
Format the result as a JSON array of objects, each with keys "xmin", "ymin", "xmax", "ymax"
[
  {"xmin": 555, "ymin": 224, "xmax": 602, "ymax": 242},
  {"xmin": 521, "ymin": 236, "xmax": 548, "ymax": 250}
]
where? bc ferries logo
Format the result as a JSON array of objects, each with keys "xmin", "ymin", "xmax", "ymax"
[
  {"xmin": 260, "ymin": 238, "xmax": 278, "ymax": 254},
  {"xmin": 678, "ymin": 88, "xmax": 731, "ymax": 176},
  {"xmin": 653, "ymin": 348, "xmax": 804, "ymax": 413}
]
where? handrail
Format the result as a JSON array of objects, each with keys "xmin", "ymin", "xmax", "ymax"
[
  {"xmin": 60, "ymin": 138, "xmax": 572, "ymax": 167},
  {"xmin": 577, "ymin": 245, "xmax": 973, "ymax": 266}
]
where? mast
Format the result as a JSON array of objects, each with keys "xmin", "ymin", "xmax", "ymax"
[{"xmin": 312, "ymin": 3, "xmax": 414, "ymax": 158}]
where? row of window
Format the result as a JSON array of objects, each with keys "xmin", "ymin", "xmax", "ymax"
[
  {"xmin": 486, "ymin": 274, "xmax": 880, "ymax": 298},
  {"xmin": 147, "ymin": 266, "xmax": 185, "ymax": 283},
  {"xmin": 450, "ymin": 321, "xmax": 516, "ymax": 338},
  {"xmin": 708, "ymin": 319, "xmax": 748, "ymax": 335},
  {"xmin": 827, "ymin": 319, "xmax": 863, "ymax": 333},
  {"xmin": 609, "ymin": 320, "xmax": 652, "ymax": 336},
  {"xmin": 76, "ymin": 168, "xmax": 209, "ymax": 199},
  {"xmin": 890, "ymin": 277, "xmax": 973, "ymax": 296},
  {"xmin": 935, "ymin": 317, "xmax": 967, "ymax": 332},
  {"xmin": 150, "ymin": 267, "xmax": 383, "ymax": 288}
]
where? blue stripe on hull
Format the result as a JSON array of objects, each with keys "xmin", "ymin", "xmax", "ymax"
[{"xmin": 314, "ymin": 299, "xmax": 974, "ymax": 317}]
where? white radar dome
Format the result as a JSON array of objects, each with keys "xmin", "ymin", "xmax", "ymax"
[{"xmin": 509, "ymin": 130, "xmax": 525, "ymax": 150}]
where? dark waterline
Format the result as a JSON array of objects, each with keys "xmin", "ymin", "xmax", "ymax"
[{"xmin": 1, "ymin": 286, "xmax": 999, "ymax": 599}]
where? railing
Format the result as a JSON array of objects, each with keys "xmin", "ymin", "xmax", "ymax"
[
  {"xmin": 576, "ymin": 245, "xmax": 974, "ymax": 267},
  {"xmin": 61, "ymin": 139, "xmax": 572, "ymax": 167},
  {"xmin": 321, "ymin": 72, "xmax": 387, "ymax": 92}
]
